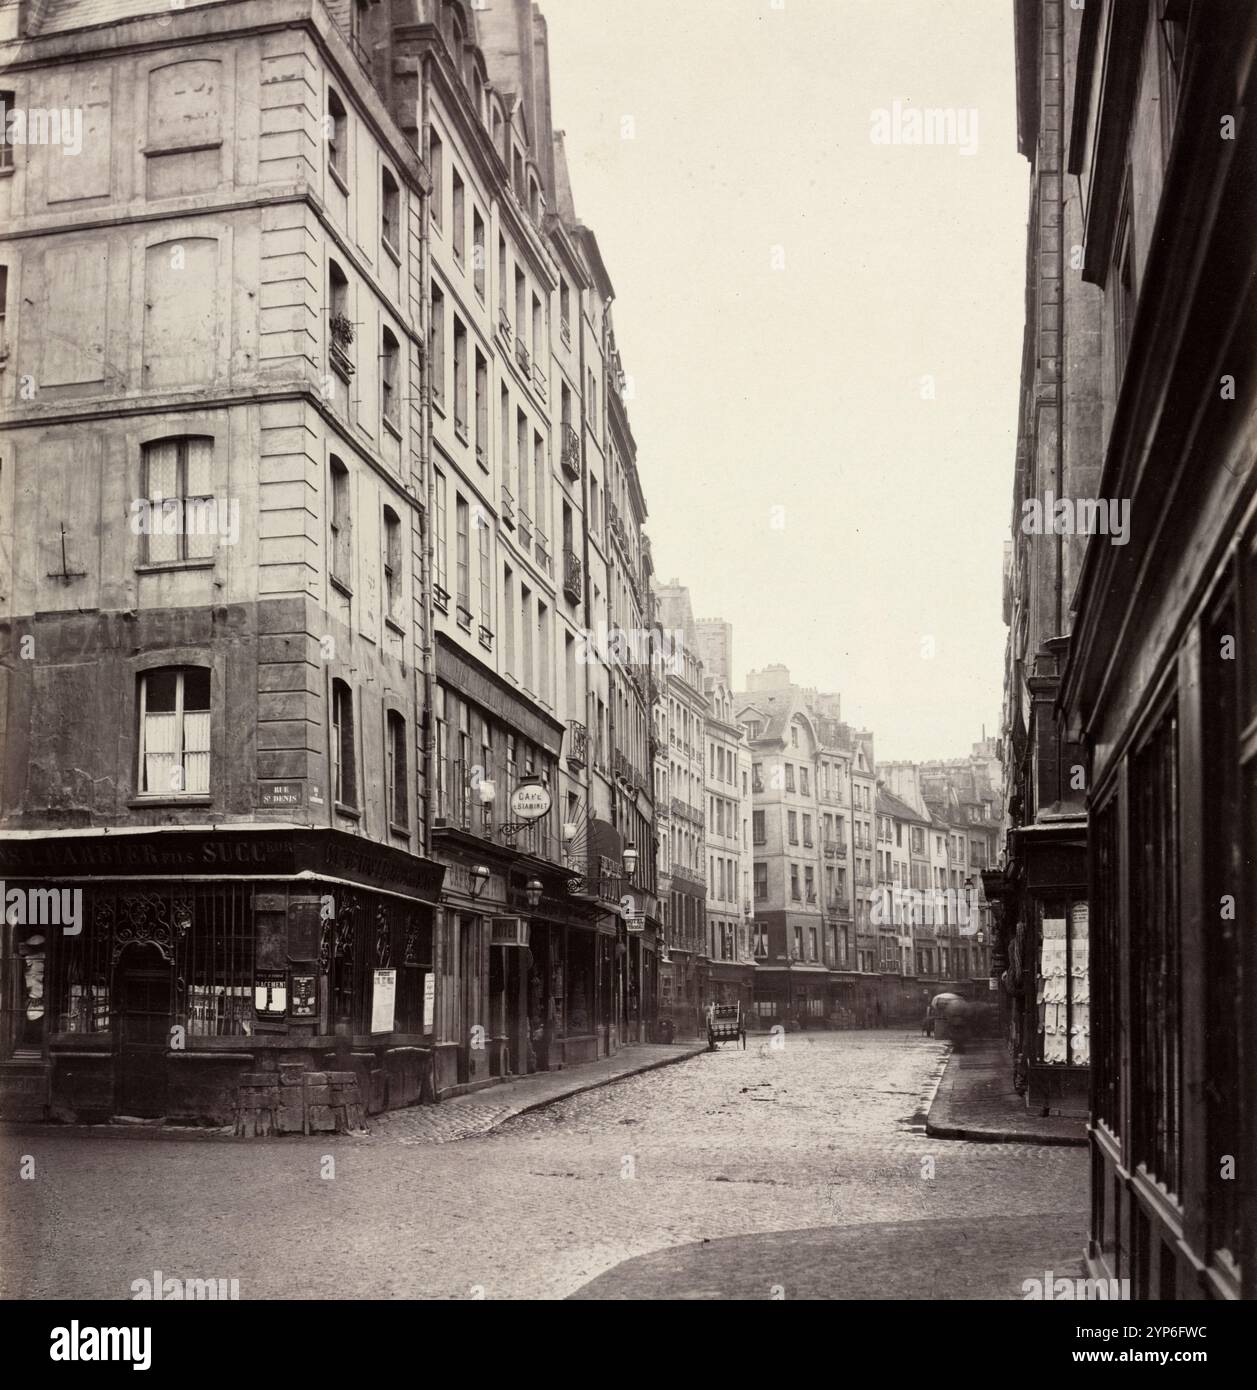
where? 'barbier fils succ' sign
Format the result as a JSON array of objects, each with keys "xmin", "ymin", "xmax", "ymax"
[{"xmin": 0, "ymin": 830, "xmax": 445, "ymax": 901}]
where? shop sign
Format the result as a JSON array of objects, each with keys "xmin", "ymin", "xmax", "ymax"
[
  {"xmin": 423, "ymin": 973, "xmax": 435, "ymax": 1030},
  {"xmin": 290, "ymin": 972, "xmax": 317, "ymax": 1018},
  {"xmin": 371, "ymin": 968, "xmax": 396, "ymax": 1034},
  {"xmin": 491, "ymin": 917, "xmax": 530, "ymax": 947},
  {"xmin": 509, "ymin": 782, "xmax": 552, "ymax": 821}
]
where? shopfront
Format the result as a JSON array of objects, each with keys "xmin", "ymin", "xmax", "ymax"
[{"xmin": 0, "ymin": 829, "xmax": 445, "ymax": 1127}]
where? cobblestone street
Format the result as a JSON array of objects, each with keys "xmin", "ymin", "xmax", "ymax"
[{"xmin": 1, "ymin": 1033, "xmax": 1086, "ymax": 1301}]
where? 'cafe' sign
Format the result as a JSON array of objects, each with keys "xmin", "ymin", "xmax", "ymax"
[{"xmin": 509, "ymin": 781, "xmax": 552, "ymax": 822}]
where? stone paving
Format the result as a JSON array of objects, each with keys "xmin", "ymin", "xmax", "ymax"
[{"xmin": 0, "ymin": 1031, "xmax": 1087, "ymax": 1301}]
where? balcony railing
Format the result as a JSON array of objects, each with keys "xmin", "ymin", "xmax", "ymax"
[
  {"xmin": 563, "ymin": 546, "xmax": 583, "ymax": 604},
  {"xmin": 518, "ymin": 508, "xmax": 533, "ymax": 549},
  {"xmin": 500, "ymin": 485, "xmax": 515, "ymax": 528},
  {"xmin": 498, "ymin": 306, "xmax": 512, "ymax": 344},
  {"xmin": 561, "ymin": 423, "xmax": 581, "ymax": 480},
  {"xmin": 823, "ymin": 842, "xmax": 847, "ymax": 858},
  {"xmin": 532, "ymin": 360, "xmax": 547, "ymax": 400},
  {"xmin": 566, "ymin": 719, "xmax": 588, "ymax": 769},
  {"xmin": 515, "ymin": 338, "xmax": 531, "ymax": 376}
]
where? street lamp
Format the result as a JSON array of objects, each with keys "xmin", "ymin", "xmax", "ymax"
[
  {"xmin": 525, "ymin": 878, "xmax": 544, "ymax": 910},
  {"xmin": 622, "ymin": 843, "xmax": 638, "ymax": 878},
  {"xmin": 469, "ymin": 864, "xmax": 491, "ymax": 900}
]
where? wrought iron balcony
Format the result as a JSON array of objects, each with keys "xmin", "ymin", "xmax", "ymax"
[
  {"xmin": 515, "ymin": 338, "xmax": 531, "ymax": 376},
  {"xmin": 532, "ymin": 359, "xmax": 547, "ymax": 400},
  {"xmin": 500, "ymin": 485, "xmax": 515, "ymax": 528},
  {"xmin": 561, "ymin": 423, "xmax": 581, "ymax": 480},
  {"xmin": 498, "ymin": 306, "xmax": 512, "ymax": 344},
  {"xmin": 563, "ymin": 546, "xmax": 583, "ymax": 604},
  {"xmin": 566, "ymin": 719, "xmax": 588, "ymax": 770}
]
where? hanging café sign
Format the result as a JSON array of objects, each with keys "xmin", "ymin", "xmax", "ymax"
[{"xmin": 509, "ymin": 781, "xmax": 552, "ymax": 822}]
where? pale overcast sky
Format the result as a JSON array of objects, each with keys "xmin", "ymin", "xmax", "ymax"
[{"xmin": 542, "ymin": 0, "xmax": 1028, "ymax": 762}]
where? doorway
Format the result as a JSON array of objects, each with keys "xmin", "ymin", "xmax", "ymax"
[{"xmin": 114, "ymin": 945, "xmax": 172, "ymax": 1117}]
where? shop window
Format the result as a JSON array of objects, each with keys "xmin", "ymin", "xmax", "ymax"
[
  {"xmin": 0, "ymin": 91, "xmax": 14, "ymax": 171},
  {"xmin": 331, "ymin": 679, "xmax": 358, "ymax": 810},
  {"xmin": 138, "ymin": 667, "xmax": 211, "ymax": 797},
  {"xmin": 140, "ymin": 436, "xmax": 215, "ymax": 564}
]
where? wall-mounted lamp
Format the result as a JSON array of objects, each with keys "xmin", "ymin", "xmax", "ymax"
[
  {"xmin": 469, "ymin": 864, "xmax": 491, "ymax": 900},
  {"xmin": 525, "ymin": 878, "xmax": 544, "ymax": 910},
  {"xmin": 622, "ymin": 843, "xmax": 638, "ymax": 878}
]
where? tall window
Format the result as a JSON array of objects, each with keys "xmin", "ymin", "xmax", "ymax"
[
  {"xmin": 472, "ymin": 208, "xmax": 486, "ymax": 297},
  {"xmin": 1113, "ymin": 190, "xmax": 1135, "ymax": 391},
  {"xmin": 474, "ymin": 348, "xmax": 487, "ymax": 462},
  {"xmin": 453, "ymin": 316, "xmax": 468, "ymax": 436},
  {"xmin": 455, "ymin": 495, "xmax": 470, "ymax": 617},
  {"xmin": 429, "ymin": 284, "xmax": 445, "ymax": 409},
  {"xmin": 502, "ymin": 563, "xmax": 514, "ymax": 676},
  {"xmin": 383, "ymin": 505, "xmax": 402, "ymax": 621},
  {"xmin": 329, "ymin": 456, "xmax": 352, "ymax": 585},
  {"xmin": 329, "ymin": 260, "xmax": 352, "ymax": 378},
  {"xmin": 381, "ymin": 167, "xmax": 400, "ymax": 252},
  {"xmin": 428, "ymin": 128, "xmax": 443, "ymax": 227},
  {"xmin": 433, "ymin": 469, "xmax": 448, "ymax": 602},
  {"xmin": 138, "ymin": 668, "xmax": 211, "ymax": 796},
  {"xmin": 451, "ymin": 169, "xmax": 465, "ymax": 263},
  {"xmin": 0, "ymin": 93, "xmax": 14, "ymax": 172},
  {"xmin": 141, "ymin": 437, "xmax": 215, "ymax": 564},
  {"xmin": 381, "ymin": 326, "xmax": 400, "ymax": 431},
  {"xmin": 331, "ymin": 679, "xmax": 357, "ymax": 809},
  {"xmin": 387, "ymin": 711, "xmax": 408, "ymax": 829},
  {"xmin": 478, "ymin": 517, "xmax": 491, "ymax": 627},
  {"xmin": 326, "ymin": 87, "xmax": 347, "ymax": 184}
]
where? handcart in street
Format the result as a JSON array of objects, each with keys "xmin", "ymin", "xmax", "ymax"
[{"xmin": 706, "ymin": 1002, "xmax": 746, "ymax": 1051}]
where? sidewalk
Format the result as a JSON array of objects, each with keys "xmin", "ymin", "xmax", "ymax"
[
  {"xmin": 354, "ymin": 1041, "xmax": 709, "ymax": 1144},
  {"xmin": 0, "ymin": 1042, "xmax": 708, "ymax": 1144},
  {"xmin": 926, "ymin": 1039, "xmax": 1087, "ymax": 1145}
]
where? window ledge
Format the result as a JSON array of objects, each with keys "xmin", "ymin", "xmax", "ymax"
[
  {"xmin": 385, "ymin": 616, "xmax": 406, "ymax": 638},
  {"xmin": 389, "ymin": 822, "xmax": 410, "ymax": 839},
  {"xmin": 144, "ymin": 139, "xmax": 223, "ymax": 158},
  {"xmin": 382, "ymin": 236, "xmax": 401, "ymax": 266},
  {"xmin": 334, "ymin": 803, "xmax": 361, "ymax": 821},
  {"xmin": 330, "ymin": 575, "xmax": 353, "ymax": 599},
  {"xmin": 128, "ymin": 796, "xmax": 213, "ymax": 809},
  {"xmin": 382, "ymin": 414, "xmax": 403, "ymax": 442},
  {"xmin": 136, "ymin": 560, "xmax": 216, "ymax": 575},
  {"xmin": 328, "ymin": 162, "xmax": 350, "ymax": 196}
]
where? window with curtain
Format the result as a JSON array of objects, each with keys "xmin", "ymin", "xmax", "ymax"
[
  {"xmin": 142, "ymin": 437, "xmax": 215, "ymax": 564},
  {"xmin": 138, "ymin": 668, "xmax": 211, "ymax": 796}
]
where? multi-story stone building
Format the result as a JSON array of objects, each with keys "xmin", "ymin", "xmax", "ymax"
[
  {"xmin": 0, "ymin": 0, "xmax": 659, "ymax": 1122},
  {"xmin": 1015, "ymin": 0, "xmax": 1257, "ymax": 1299},
  {"xmin": 651, "ymin": 580, "xmax": 706, "ymax": 1036},
  {"xmin": 703, "ymin": 671, "xmax": 753, "ymax": 1013},
  {"xmin": 0, "ymin": 0, "xmax": 441, "ymax": 1126}
]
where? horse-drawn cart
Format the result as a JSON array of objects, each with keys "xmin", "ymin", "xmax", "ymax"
[{"xmin": 706, "ymin": 1002, "xmax": 746, "ymax": 1051}]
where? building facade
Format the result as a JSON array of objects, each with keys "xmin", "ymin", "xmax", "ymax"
[
  {"xmin": 1032, "ymin": 0, "xmax": 1256, "ymax": 1299},
  {"xmin": 0, "ymin": 0, "xmax": 660, "ymax": 1123}
]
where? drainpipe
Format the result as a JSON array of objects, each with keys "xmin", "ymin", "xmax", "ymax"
[{"xmin": 418, "ymin": 50, "xmax": 440, "ymax": 1064}]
